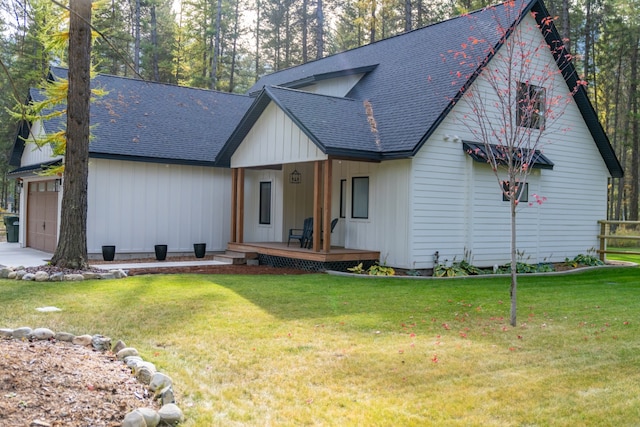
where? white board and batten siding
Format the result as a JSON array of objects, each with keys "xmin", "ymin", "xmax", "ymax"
[
  {"xmin": 409, "ymin": 14, "xmax": 611, "ymax": 268},
  {"xmin": 87, "ymin": 158, "xmax": 231, "ymax": 255},
  {"xmin": 231, "ymin": 102, "xmax": 327, "ymax": 169}
]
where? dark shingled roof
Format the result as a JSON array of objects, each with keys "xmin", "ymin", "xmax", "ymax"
[
  {"xmin": 220, "ymin": 0, "xmax": 622, "ymax": 177},
  {"xmin": 10, "ymin": 67, "xmax": 253, "ymax": 168}
]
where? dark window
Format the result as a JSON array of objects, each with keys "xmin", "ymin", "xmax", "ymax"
[
  {"xmin": 340, "ymin": 179, "xmax": 347, "ymax": 218},
  {"xmin": 502, "ymin": 181, "xmax": 528, "ymax": 202},
  {"xmin": 352, "ymin": 177, "xmax": 369, "ymax": 219},
  {"xmin": 259, "ymin": 181, "xmax": 271, "ymax": 224},
  {"xmin": 517, "ymin": 82, "xmax": 545, "ymax": 129}
]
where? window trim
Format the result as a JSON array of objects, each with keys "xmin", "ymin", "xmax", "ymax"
[
  {"xmin": 259, "ymin": 181, "xmax": 271, "ymax": 225},
  {"xmin": 516, "ymin": 82, "xmax": 545, "ymax": 130},
  {"xmin": 502, "ymin": 181, "xmax": 528, "ymax": 203},
  {"xmin": 351, "ymin": 176, "xmax": 369, "ymax": 219},
  {"xmin": 339, "ymin": 179, "xmax": 347, "ymax": 218}
]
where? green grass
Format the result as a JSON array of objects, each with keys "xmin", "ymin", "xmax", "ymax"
[
  {"xmin": 2, "ymin": 267, "xmax": 640, "ymax": 426},
  {"xmin": 606, "ymin": 247, "xmax": 640, "ymax": 264}
]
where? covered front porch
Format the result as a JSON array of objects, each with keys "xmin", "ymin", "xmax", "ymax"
[{"xmin": 227, "ymin": 241, "xmax": 380, "ymax": 272}]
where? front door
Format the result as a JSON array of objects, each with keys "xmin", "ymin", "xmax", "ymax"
[{"xmin": 27, "ymin": 181, "xmax": 58, "ymax": 252}]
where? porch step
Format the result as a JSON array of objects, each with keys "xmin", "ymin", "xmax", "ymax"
[{"xmin": 213, "ymin": 250, "xmax": 258, "ymax": 265}]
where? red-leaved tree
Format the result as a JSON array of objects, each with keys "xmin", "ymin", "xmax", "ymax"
[{"xmin": 447, "ymin": 1, "xmax": 585, "ymax": 326}]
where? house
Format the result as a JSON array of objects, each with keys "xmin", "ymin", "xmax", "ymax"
[
  {"xmin": 215, "ymin": 0, "xmax": 622, "ymax": 270},
  {"xmin": 8, "ymin": 68, "xmax": 253, "ymax": 257},
  {"xmin": 8, "ymin": 0, "xmax": 622, "ymax": 270}
]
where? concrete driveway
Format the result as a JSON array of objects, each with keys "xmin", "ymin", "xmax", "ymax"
[{"xmin": 0, "ymin": 243, "xmax": 53, "ymax": 268}]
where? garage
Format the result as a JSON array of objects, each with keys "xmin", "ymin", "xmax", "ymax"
[{"xmin": 27, "ymin": 180, "xmax": 59, "ymax": 253}]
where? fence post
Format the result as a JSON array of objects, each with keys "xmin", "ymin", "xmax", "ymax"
[{"xmin": 599, "ymin": 221, "xmax": 606, "ymax": 262}]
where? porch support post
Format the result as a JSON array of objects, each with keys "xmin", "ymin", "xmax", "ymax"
[
  {"xmin": 322, "ymin": 158, "xmax": 332, "ymax": 252},
  {"xmin": 236, "ymin": 167, "xmax": 245, "ymax": 243},
  {"xmin": 313, "ymin": 161, "xmax": 322, "ymax": 252},
  {"xmin": 230, "ymin": 168, "xmax": 238, "ymax": 243}
]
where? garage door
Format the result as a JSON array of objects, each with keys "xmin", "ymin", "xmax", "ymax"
[{"xmin": 27, "ymin": 181, "xmax": 58, "ymax": 253}]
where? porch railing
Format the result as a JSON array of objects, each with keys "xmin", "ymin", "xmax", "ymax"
[{"xmin": 597, "ymin": 220, "xmax": 640, "ymax": 261}]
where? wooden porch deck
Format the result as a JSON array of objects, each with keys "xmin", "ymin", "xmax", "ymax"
[{"xmin": 227, "ymin": 242, "xmax": 380, "ymax": 263}]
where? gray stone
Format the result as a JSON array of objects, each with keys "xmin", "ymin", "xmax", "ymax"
[
  {"xmin": 49, "ymin": 272, "xmax": 64, "ymax": 282},
  {"xmin": 110, "ymin": 269, "xmax": 128, "ymax": 279},
  {"xmin": 30, "ymin": 420, "xmax": 51, "ymax": 427},
  {"xmin": 98, "ymin": 273, "xmax": 116, "ymax": 280},
  {"xmin": 34, "ymin": 271, "xmax": 50, "ymax": 282},
  {"xmin": 1, "ymin": 268, "xmax": 12, "ymax": 278},
  {"xmin": 63, "ymin": 274, "xmax": 85, "ymax": 281},
  {"xmin": 22, "ymin": 273, "xmax": 35, "ymax": 281},
  {"xmin": 124, "ymin": 356, "xmax": 144, "ymax": 369},
  {"xmin": 72, "ymin": 334, "xmax": 93, "ymax": 346},
  {"xmin": 32, "ymin": 328, "xmax": 55, "ymax": 340},
  {"xmin": 82, "ymin": 272, "xmax": 102, "ymax": 280},
  {"xmin": 7, "ymin": 271, "xmax": 17, "ymax": 279},
  {"xmin": 13, "ymin": 327, "xmax": 32, "ymax": 339},
  {"xmin": 15, "ymin": 270, "xmax": 27, "ymax": 279},
  {"xmin": 159, "ymin": 386, "xmax": 175, "ymax": 405},
  {"xmin": 149, "ymin": 372, "xmax": 172, "ymax": 393},
  {"xmin": 158, "ymin": 404, "xmax": 183, "ymax": 426},
  {"xmin": 135, "ymin": 361, "xmax": 157, "ymax": 385},
  {"xmin": 121, "ymin": 410, "xmax": 147, "ymax": 427},
  {"xmin": 91, "ymin": 335, "xmax": 111, "ymax": 351},
  {"xmin": 134, "ymin": 407, "xmax": 161, "ymax": 427},
  {"xmin": 55, "ymin": 332, "xmax": 75, "ymax": 342},
  {"xmin": 0, "ymin": 328, "xmax": 14, "ymax": 338},
  {"xmin": 117, "ymin": 347, "xmax": 140, "ymax": 360},
  {"xmin": 112, "ymin": 339, "xmax": 126, "ymax": 354}
]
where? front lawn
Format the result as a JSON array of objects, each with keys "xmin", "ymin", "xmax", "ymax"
[{"xmin": 1, "ymin": 267, "xmax": 639, "ymax": 426}]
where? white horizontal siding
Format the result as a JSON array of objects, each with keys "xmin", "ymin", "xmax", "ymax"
[
  {"xmin": 231, "ymin": 102, "xmax": 327, "ymax": 168},
  {"xmin": 87, "ymin": 159, "xmax": 231, "ymax": 255},
  {"xmin": 408, "ymin": 15, "xmax": 610, "ymax": 268}
]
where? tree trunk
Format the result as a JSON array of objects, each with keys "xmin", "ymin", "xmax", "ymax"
[
  {"xmin": 229, "ymin": 0, "xmax": 239, "ymax": 92},
  {"xmin": 302, "ymin": 0, "xmax": 308, "ymax": 63},
  {"xmin": 316, "ymin": 0, "xmax": 324, "ymax": 60},
  {"xmin": 629, "ymin": 35, "xmax": 639, "ymax": 221},
  {"xmin": 134, "ymin": 0, "xmax": 140, "ymax": 74},
  {"xmin": 255, "ymin": 0, "xmax": 260, "ymax": 82},
  {"xmin": 583, "ymin": 0, "xmax": 591, "ymax": 81},
  {"xmin": 370, "ymin": 0, "xmax": 376, "ymax": 44},
  {"xmin": 211, "ymin": 0, "xmax": 222, "ymax": 89},
  {"xmin": 405, "ymin": 0, "xmax": 411, "ymax": 32},
  {"xmin": 561, "ymin": 0, "xmax": 570, "ymax": 51},
  {"xmin": 510, "ymin": 185, "xmax": 518, "ymax": 327},
  {"xmin": 50, "ymin": 0, "xmax": 91, "ymax": 270},
  {"xmin": 150, "ymin": 2, "xmax": 160, "ymax": 81}
]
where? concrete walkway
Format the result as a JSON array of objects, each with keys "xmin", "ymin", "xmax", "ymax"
[{"xmin": 0, "ymin": 242, "xmax": 228, "ymax": 270}]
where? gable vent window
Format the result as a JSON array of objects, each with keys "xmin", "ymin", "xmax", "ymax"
[{"xmin": 517, "ymin": 82, "xmax": 545, "ymax": 129}]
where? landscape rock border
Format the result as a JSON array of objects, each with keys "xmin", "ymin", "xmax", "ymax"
[
  {"xmin": 0, "ymin": 326, "xmax": 184, "ymax": 426},
  {"xmin": 1, "ymin": 265, "xmax": 128, "ymax": 282}
]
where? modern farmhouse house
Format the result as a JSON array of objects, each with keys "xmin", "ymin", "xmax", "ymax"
[
  {"xmin": 9, "ymin": 0, "xmax": 622, "ymax": 270},
  {"xmin": 9, "ymin": 68, "xmax": 252, "ymax": 257}
]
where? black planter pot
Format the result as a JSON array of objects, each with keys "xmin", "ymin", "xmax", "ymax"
[
  {"xmin": 102, "ymin": 245, "xmax": 116, "ymax": 261},
  {"xmin": 193, "ymin": 243, "xmax": 206, "ymax": 258},
  {"xmin": 154, "ymin": 244, "xmax": 168, "ymax": 261}
]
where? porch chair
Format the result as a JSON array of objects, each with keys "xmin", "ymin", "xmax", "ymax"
[{"xmin": 287, "ymin": 217, "xmax": 314, "ymax": 248}]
